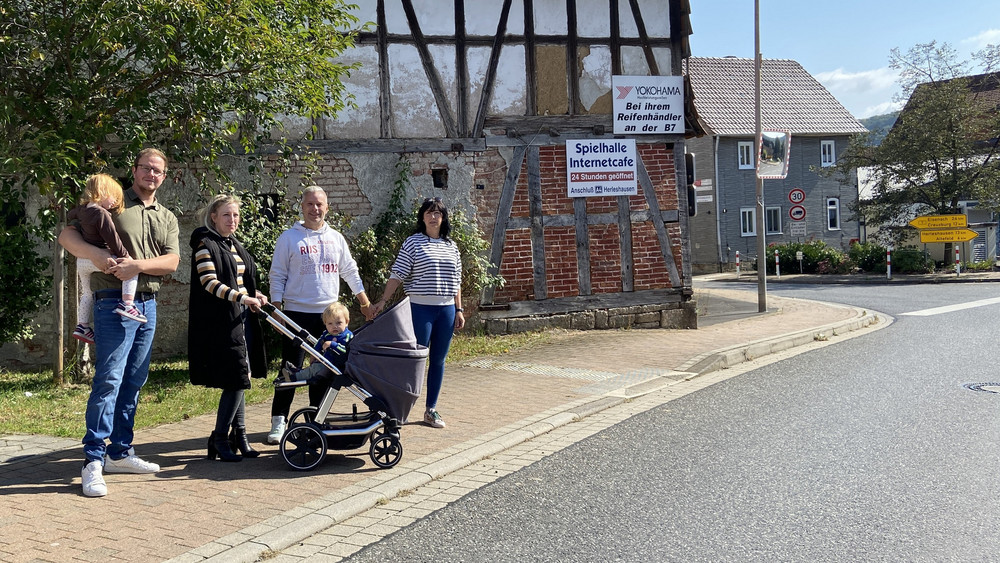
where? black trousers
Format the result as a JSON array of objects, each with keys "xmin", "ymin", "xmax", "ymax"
[{"xmin": 270, "ymin": 309, "xmax": 327, "ymax": 418}]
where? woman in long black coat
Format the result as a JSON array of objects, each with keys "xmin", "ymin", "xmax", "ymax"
[{"xmin": 188, "ymin": 194, "xmax": 268, "ymax": 462}]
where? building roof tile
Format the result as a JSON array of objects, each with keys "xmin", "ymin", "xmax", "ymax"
[{"xmin": 684, "ymin": 57, "xmax": 868, "ymax": 136}]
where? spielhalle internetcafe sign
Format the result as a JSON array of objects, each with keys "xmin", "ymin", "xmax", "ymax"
[{"xmin": 565, "ymin": 76, "xmax": 684, "ymax": 198}]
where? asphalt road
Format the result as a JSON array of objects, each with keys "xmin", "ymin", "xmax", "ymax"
[{"xmin": 345, "ymin": 282, "xmax": 1000, "ymax": 562}]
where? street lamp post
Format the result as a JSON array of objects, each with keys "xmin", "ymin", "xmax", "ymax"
[{"xmin": 754, "ymin": 0, "xmax": 766, "ymax": 312}]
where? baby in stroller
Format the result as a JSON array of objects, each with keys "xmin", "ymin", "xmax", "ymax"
[
  {"xmin": 261, "ymin": 297, "xmax": 428, "ymax": 470},
  {"xmin": 280, "ymin": 302, "xmax": 352, "ymax": 384}
]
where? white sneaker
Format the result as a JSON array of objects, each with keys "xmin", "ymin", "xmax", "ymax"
[
  {"xmin": 82, "ymin": 461, "xmax": 107, "ymax": 497},
  {"xmin": 266, "ymin": 416, "xmax": 286, "ymax": 444},
  {"xmin": 103, "ymin": 448, "xmax": 159, "ymax": 474},
  {"xmin": 424, "ymin": 409, "xmax": 446, "ymax": 429}
]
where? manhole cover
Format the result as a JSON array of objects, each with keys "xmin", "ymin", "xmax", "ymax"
[{"xmin": 963, "ymin": 382, "xmax": 1000, "ymax": 394}]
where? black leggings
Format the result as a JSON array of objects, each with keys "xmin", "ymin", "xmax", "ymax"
[
  {"xmin": 270, "ymin": 310, "xmax": 327, "ymax": 418},
  {"xmin": 215, "ymin": 389, "xmax": 246, "ymax": 435}
]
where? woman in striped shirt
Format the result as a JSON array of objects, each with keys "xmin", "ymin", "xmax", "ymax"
[
  {"xmin": 188, "ymin": 194, "xmax": 269, "ymax": 462},
  {"xmin": 374, "ymin": 197, "xmax": 465, "ymax": 429}
]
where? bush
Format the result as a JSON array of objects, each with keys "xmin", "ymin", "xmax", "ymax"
[
  {"xmin": 892, "ymin": 246, "xmax": 934, "ymax": 274},
  {"xmin": 764, "ymin": 240, "xmax": 852, "ymax": 275},
  {"xmin": 350, "ymin": 156, "xmax": 503, "ymax": 309},
  {"xmin": 849, "ymin": 241, "xmax": 888, "ymax": 273},
  {"xmin": 0, "ymin": 220, "xmax": 52, "ymax": 343}
]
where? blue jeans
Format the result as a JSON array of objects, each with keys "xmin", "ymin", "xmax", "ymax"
[
  {"xmin": 410, "ymin": 303, "xmax": 456, "ymax": 410},
  {"xmin": 84, "ymin": 295, "xmax": 157, "ymax": 463}
]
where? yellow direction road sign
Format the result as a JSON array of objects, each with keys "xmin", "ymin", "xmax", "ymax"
[
  {"xmin": 919, "ymin": 228, "xmax": 978, "ymax": 243},
  {"xmin": 909, "ymin": 214, "xmax": 967, "ymax": 229}
]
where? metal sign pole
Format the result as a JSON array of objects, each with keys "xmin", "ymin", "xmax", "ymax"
[{"xmin": 754, "ymin": 0, "xmax": 766, "ymax": 312}]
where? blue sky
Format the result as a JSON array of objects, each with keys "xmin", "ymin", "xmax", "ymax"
[{"xmin": 688, "ymin": 1, "xmax": 1000, "ymax": 118}]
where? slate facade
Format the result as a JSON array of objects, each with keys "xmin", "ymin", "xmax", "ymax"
[{"xmin": 684, "ymin": 57, "xmax": 867, "ymax": 272}]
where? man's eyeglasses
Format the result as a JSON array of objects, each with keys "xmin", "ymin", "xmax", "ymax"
[{"xmin": 136, "ymin": 164, "xmax": 167, "ymax": 177}]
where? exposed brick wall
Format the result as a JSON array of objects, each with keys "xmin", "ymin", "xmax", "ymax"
[
  {"xmin": 589, "ymin": 224, "xmax": 622, "ymax": 293},
  {"xmin": 496, "ymin": 229, "xmax": 535, "ymax": 299},
  {"xmin": 493, "ymin": 143, "xmax": 682, "ymax": 303}
]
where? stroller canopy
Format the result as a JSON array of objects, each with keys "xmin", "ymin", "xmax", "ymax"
[{"xmin": 347, "ymin": 297, "xmax": 428, "ymax": 422}]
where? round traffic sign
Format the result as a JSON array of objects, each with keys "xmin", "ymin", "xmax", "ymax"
[
  {"xmin": 788, "ymin": 188, "xmax": 806, "ymax": 204},
  {"xmin": 789, "ymin": 205, "xmax": 806, "ymax": 221}
]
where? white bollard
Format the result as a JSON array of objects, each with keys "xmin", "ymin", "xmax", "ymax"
[
  {"xmin": 886, "ymin": 247, "xmax": 892, "ymax": 280},
  {"xmin": 775, "ymin": 249, "xmax": 780, "ymax": 278}
]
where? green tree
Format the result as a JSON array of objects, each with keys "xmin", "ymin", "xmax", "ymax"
[
  {"xmin": 836, "ymin": 42, "xmax": 1000, "ymax": 248},
  {"xmin": 0, "ymin": 0, "xmax": 365, "ymax": 345}
]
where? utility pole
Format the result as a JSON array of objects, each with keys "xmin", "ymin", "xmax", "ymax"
[{"xmin": 754, "ymin": 0, "xmax": 767, "ymax": 312}]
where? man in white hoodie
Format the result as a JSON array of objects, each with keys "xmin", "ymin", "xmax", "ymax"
[{"xmin": 267, "ymin": 186, "xmax": 372, "ymax": 444}]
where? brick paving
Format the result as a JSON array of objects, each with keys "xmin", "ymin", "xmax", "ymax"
[{"xmin": 0, "ymin": 284, "xmax": 880, "ymax": 563}]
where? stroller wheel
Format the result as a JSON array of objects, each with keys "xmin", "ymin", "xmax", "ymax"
[
  {"xmin": 288, "ymin": 406, "xmax": 318, "ymax": 427},
  {"xmin": 281, "ymin": 424, "xmax": 327, "ymax": 471},
  {"xmin": 369, "ymin": 433, "xmax": 403, "ymax": 469}
]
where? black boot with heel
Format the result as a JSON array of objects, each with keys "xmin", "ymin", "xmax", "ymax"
[
  {"xmin": 229, "ymin": 427, "xmax": 260, "ymax": 458},
  {"xmin": 207, "ymin": 431, "xmax": 242, "ymax": 462}
]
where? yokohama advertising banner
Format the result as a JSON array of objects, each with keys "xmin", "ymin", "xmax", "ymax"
[
  {"xmin": 612, "ymin": 75, "xmax": 684, "ymax": 134},
  {"xmin": 565, "ymin": 139, "xmax": 638, "ymax": 198}
]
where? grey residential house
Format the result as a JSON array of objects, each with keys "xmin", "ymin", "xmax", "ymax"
[{"xmin": 683, "ymin": 56, "xmax": 867, "ymax": 273}]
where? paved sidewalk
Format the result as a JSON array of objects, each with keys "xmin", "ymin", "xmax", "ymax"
[{"xmin": 0, "ymin": 284, "xmax": 884, "ymax": 563}]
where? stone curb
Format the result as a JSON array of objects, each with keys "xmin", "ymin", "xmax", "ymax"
[
  {"xmin": 678, "ymin": 302, "xmax": 888, "ymax": 376},
  {"xmin": 171, "ymin": 302, "xmax": 887, "ymax": 562}
]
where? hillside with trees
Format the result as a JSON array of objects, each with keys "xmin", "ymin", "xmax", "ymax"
[{"xmin": 858, "ymin": 112, "xmax": 900, "ymax": 146}]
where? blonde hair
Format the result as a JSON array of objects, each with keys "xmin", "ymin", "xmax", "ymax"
[
  {"xmin": 83, "ymin": 174, "xmax": 124, "ymax": 214},
  {"xmin": 322, "ymin": 302, "xmax": 350, "ymax": 324},
  {"xmin": 199, "ymin": 194, "xmax": 242, "ymax": 231}
]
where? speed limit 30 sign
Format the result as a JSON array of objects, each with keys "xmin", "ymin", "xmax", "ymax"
[
  {"xmin": 789, "ymin": 205, "xmax": 806, "ymax": 221},
  {"xmin": 788, "ymin": 188, "xmax": 805, "ymax": 204}
]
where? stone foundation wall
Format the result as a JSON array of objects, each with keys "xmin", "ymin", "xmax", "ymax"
[{"xmin": 481, "ymin": 301, "xmax": 697, "ymax": 334}]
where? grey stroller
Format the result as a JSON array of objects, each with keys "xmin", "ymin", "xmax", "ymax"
[{"xmin": 261, "ymin": 297, "xmax": 428, "ymax": 470}]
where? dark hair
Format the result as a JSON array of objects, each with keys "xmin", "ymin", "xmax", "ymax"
[{"xmin": 415, "ymin": 197, "xmax": 451, "ymax": 241}]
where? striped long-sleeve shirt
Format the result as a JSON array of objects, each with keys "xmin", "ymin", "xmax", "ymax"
[
  {"xmin": 195, "ymin": 239, "xmax": 251, "ymax": 305},
  {"xmin": 389, "ymin": 233, "xmax": 462, "ymax": 304}
]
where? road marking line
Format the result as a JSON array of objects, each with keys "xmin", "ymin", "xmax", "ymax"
[{"xmin": 901, "ymin": 296, "xmax": 1000, "ymax": 317}]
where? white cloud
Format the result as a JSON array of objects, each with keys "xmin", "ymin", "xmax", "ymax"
[
  {"xmin": 814, "ymin": 67, "xmax": 901, "ymax": 118},
  {"xmin": 814, "ymin": 67, "xmax": 899, "ymax": 95},
  {"xmin": 961, "ymin": 29, "xmax": 1000, "ymax": 50},
  {"xmin": 858, "ymin": 100, "xmax": 904, "ymax": 119}
]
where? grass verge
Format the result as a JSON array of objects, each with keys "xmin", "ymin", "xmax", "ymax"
[{"xmin": 0, "ymin": 329, "xmax": 552, "ymax": 438}]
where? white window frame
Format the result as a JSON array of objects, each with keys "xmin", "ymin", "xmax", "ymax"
[
  {"xmin": 827, "ymin": 197, "xmax": 841, "ymax": 230},
  {"xmin": 738, "ymin": 141, "xmax": 754, "ymax": 169},
  {"xmin": 765, "ymin": 206, "xmax": 783, "ymax": 235},
  {"xmin": 821, "ymin": 140, "xmax": 836, "ymax": 167},
  {"xmin": 740, "ymin": 207, "xmax": 756, "ymax": 236}
]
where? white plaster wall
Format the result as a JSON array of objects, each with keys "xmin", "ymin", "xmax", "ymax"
[
  {"xmin": 325, "ymin": 45, "xmax": 381, "ymax": 138},
  {"xmin": 618, "ymin": 0, "xmax": 670, "ymax": 38},
  {"xmin": 383, "ymin": 0, "xmax": 409, "ymax": 34},
  {"xmin": 347, "ymin": 2, "xmax": 376, "ymax": 27},
  {"xmin": 533, "ymin": 1, "xmax": 568, "ymax": 35},
  {"xmin": 578, "ymin": 0, "xmax": 610, "ymax": 37},
  {"xmin": 465, "ymin": 1, "xmax": 504, "ymax": 35},
  {"xmin": 621, "ymin": 46, "xmax": 674, "ymax": 76},
  {"xmin": 410, "ymin": 0, "xmax": 455, "ymax": 34},
  {"xmin": 638, "ymin": 0, "xmax": 670, "ymax": 38},
  {"xmin": 466, "ymin": 46, "xmax": 490, "ymax": 130},
  {"xmin": 580, "ymin": 45, "xmax": 612, "ymax": 111},
  {"xmin": 489, "ymin": 44, "xmax": 528, "ymax": 115},
  {"xmin": 389, "ymin": 44, "xmax": 446, "ymax": 137}
]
